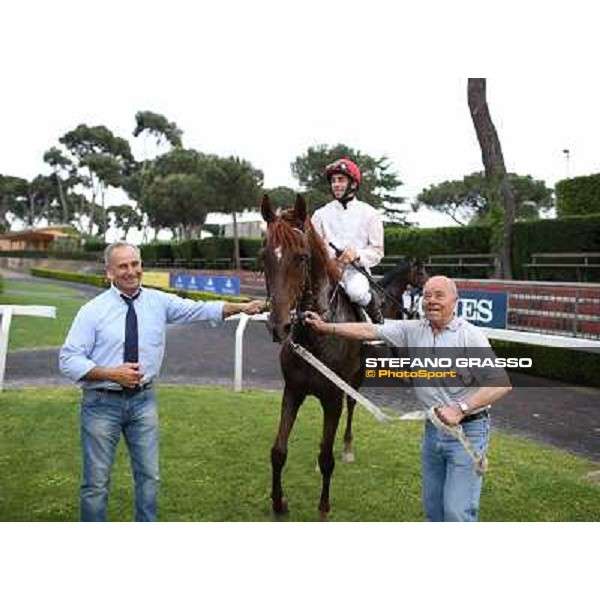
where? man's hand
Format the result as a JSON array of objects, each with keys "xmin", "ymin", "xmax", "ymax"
[
  {"xmin": 304, "ymin": 311, "xmax": 327, "ymax": 333},
  {"xmin": 111, "ymin": 363, "xmax": 144, "ymax": 388},
  {"xmin": 435, "ymin": 404, "xmax": 463, "ymax": 427},
  {"xmin": 337, "ymin": 247, "xmax": 359, "ymax": 266},
  {"xmin": 223, "ymin": 299, "xmax": 267, "ymax": 318},
  {"xmin": 242, "ymin": 299, "xmax": 267, "ymax": 315}
]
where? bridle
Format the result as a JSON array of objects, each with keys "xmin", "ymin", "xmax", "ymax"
[{"xmin": 265, "ymin": 225, "xmax": 314, "ymax": 326}]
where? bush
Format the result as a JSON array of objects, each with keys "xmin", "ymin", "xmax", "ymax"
[
  {"xmin": 0, "ymin": 250, "xmax": 100, "ymax": 261},
  {"xmin": 141, "ymin": 237, "xmax": 263, "ymax": 266},
  {"xmin": 384, "ymin": 225, "xmax": 492, "ymax": 258},
  {"xmin": 140, "ymin": 243, "xmax": 174, "ymax": 263},
  {"xmin": 197, "ymin": 238, "xmax": 235, "ymax": 262},
  {"xmin": 491, "ymin": 340, "xmax": 600, "ymax": 387},
  {"xmin": 511, "ymin": 214, "xmax": 600, "ymax": 280},
  {"xmin": 49, "ymin": 236, "xmax": 82, "ymax": 253},
  {"xmin": 556, "ymin": 174, "xmax": 600, "ymax": 217},
  {"xmin": 239, "ymin": 237, "xmax": 262, "ymax": 258},
  {"xmin": 30, "ymin": 267, "xmax": 110, "ymax": 288},
  {"xmin": 82, "ymin": 239, "xmax": 108, "ymax": 253}
]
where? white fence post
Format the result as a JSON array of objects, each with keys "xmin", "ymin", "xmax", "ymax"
[
  {"xmin": 226, "ymin": 312, "xmax": 268, "ymax": 392},
  {"xmin": 0, "ymin": 305, "xmax": 56, "ymax": 393},
  {"xmin": 234, "ymin": 313, "xmax": 250, "ymax": 392}
]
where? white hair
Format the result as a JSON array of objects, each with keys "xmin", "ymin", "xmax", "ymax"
[{"xmin": 104, "ymin": 242, "xmax": 141, "ymax": 266}]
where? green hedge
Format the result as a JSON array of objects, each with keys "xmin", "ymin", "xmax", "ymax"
[
  {"xmin": 140, "ymin": 237, "xmax": 263, "ymax": 265},
  {"xmin": 30, "ymin": 267, "xmax": 249, "ymax": 302},
  {"xmin": 556, "ymin": 174, "xmax": 600, "ymax": 217},
  {"xmin": 140, "ymin": 243, "xmax": 174, "ymax": 263},
  {"xmin": 30, "ymin": 267, "xmax": 109, "ymax": 288},
  {"xmin": 0, "ymin": 272, "xmax": 4, "ymax": 295},
  {"xmin": 384, "ymin": 225, "xmax": 492, "ymax": 258},
  {"xmin": 491, "ymin": 340, "xmax": 600, "ymax": 388},
  {"xmin": 0, "ymin": 250, "xmax": 100, "ymax": 261},
  {"xmin": 83, "ymin": 239, "xmax": 108, "ymax": 253},
  {"xmin": 511, "ymin": 214, "xmax": 600, "ymax": 280},
  {"xmin": 384, "ymin": 216, "xmax": 600, "ymax": 281}
]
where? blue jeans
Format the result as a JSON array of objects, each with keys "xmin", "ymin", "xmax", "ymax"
[
  {"xmin": 80, "ymin": 387, "xmax": 159, "ymax": 522},
  {"xmin": 421, "ymin": 415, "xmax": 490, "ymax": 522}
]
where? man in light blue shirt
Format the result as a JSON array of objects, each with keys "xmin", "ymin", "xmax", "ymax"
[
  {"xmin": 59, "ymin": 242, "xmax": 264, "ymax": 521},
  {"xmin": 304, "ymin": 275, "xmax": 512, "ymax": 522}
]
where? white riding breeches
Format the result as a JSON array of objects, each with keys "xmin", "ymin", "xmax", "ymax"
[{"xmin": 341, "ymin": 268, "xmax": 372, "ymax": 306}]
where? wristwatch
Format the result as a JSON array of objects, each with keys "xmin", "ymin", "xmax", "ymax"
[{"xmin": 458, "ymin": 401, "xmax": 469, "ymax": 414}]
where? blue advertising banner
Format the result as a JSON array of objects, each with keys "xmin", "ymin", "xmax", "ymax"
[
  {"xmin": 455, "ymin": 290, "xmax": 508, "ymax": 329},
  {"xmin": 170, "ymin": 274, "xmax": 241, "ymax": 295}
]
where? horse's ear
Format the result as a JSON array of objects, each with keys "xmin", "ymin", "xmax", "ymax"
[
  {"xmin": 294, "ymin": 194, "xmax": 307, "ymax": 224},
  {"xmin": 261, "ymin": 194, "xmax": 276, "ymax": 223}
]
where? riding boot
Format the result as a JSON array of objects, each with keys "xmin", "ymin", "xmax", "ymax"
[{"xmin": 364, "ymin": 293, "xmax": 384, "ymax": 324}]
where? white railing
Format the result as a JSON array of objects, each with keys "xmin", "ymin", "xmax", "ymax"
[
  {"xmin": 0, "ymin": 305, "xmax": 56, "ymax": 392},
  {"xmin": 225, "ymin": 313, "xmax": 600, "ymax": 392},
  {"xmin": 225, "ymin": 312, "xmax": 269, "ymax": 391}
]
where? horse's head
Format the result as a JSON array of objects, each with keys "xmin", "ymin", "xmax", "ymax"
[
  {"xmin": 380, "ymin": 258, "xmax": 429, "ymax": 319},
  {"xmin": 409, "ymin": 259, "xmax": 428, "ymax": 289},
  {"xmin": 260, "ymin": 194, "xmax": 312, "ymax": 342}
]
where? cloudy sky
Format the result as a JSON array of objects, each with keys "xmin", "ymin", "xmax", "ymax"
[{"xmin": 2, "ymin": 3, "xmax": 598, "ymax": 230}]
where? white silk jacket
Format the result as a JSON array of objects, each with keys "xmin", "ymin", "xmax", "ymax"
[{"xmin": 312, "ymin": 198, "xmax": 384, "ymax": 270}]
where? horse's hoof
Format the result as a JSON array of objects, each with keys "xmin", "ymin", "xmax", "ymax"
[
  {"xmin": 318, "ymin": 510, "xmax": 330, "ymax": 522},
  {"xmin": 342, "ymin": 452, "xmax": 355, "ymax": 463},
  {"xmin": 272, "ymin": 498, "xmax": 289, "ymax": 517}
]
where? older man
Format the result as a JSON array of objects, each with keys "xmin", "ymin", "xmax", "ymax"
[
  {"xmin": 59, "ymin": 242, "xmax": 264, "ymax": 521},
  {"xmin": 305, "ymin": 275, "xmax": 512, "ymax": 521}
]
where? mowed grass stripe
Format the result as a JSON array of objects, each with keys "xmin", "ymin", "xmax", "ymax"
[
  {"xmin": 0, "ymin": 278, "xmax": 89, "ymax": 350},
  {"xmin": 1, "ymin": 386, "xmax": 598, "ymax": 521}
]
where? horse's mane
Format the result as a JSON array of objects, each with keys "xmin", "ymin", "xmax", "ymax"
[
  {"xmin": 380, "ymin": 259, "xmax": 410, "ymax": 287},
  {"xmin": 266, "ymin": 211, "xmax": 340, "ymax": 284}
]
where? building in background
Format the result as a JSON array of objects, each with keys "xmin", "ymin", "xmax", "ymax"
[{"xmin": 0, "ymin": 225, "xmax": 78, "ymax": 251}]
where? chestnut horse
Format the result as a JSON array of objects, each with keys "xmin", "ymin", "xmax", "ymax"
[{"xmin": 260, "ymin": 194, "xmax": 424, "ymax": 519}]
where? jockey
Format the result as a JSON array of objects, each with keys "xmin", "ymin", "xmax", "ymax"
[{"xmin": 311, "ymin": 157, "xmax": 385, "ymax": 323}]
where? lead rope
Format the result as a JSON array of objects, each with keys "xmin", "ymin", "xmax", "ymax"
[{"xmin": 290, "ymin": 341, "xmax": 488, "ymax": 473}]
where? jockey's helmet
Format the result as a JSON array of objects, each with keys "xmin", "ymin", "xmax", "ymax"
[{"xmin": 325, "ymin": 157, "xmax": 361, "ymax": 188}]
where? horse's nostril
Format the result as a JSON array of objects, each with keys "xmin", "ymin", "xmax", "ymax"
[{"xmin": 283, "ymin": 324, "xmax": 292, "ymax": 334}]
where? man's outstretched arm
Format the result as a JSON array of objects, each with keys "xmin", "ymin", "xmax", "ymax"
[{"xmin": 304, "ymin": 311, "xmax": 379, "ymax": 341}]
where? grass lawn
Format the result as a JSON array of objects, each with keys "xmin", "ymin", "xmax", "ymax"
[
  {"xmin": 1, "ymin": 385, "xmax": 598, "ymax": 521},
  {"xmin": 0, "ymin": 278, "xmax": 89, "ymax": 350}
]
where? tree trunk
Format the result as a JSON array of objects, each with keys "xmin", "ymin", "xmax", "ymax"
[
  {"xmin": 55, "ymin": 173, "xmax": 69, "ymax": 224},
  {"xmin": 27, "ymin": 183, "xmax": 35, "ymax": 226},
  {"xmin": 232, "ymin": 208, "xmax": 241, "ymax": 270},
  {"xmin": 100, "ymin": 185, "xmax": 107, "ymax": 241},
  {"xmin": 467, "ymin": 78, "xmax": 516, "ymax": 279},
  {"xmin": 88, "ymin": 168, "xmax": 97, "ymax": 237}
]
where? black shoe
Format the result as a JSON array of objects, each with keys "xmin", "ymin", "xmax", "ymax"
[{"xmin": 365, "ymin": 293, "xmax": 384, "ymax": 324}]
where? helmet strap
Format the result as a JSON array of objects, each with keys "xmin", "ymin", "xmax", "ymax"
[{"xmin": 330, "ymin": 180, "xmax": 356, "ymax": 209}]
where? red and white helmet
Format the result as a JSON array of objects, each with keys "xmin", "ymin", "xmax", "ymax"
[{"xmin": 325, "ymin": 157, "xmax": 361, "ymax": 188}]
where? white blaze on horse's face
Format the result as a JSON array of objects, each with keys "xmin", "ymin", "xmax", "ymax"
[{"xmin": 274, "ymin": 246, "xmax": 282, "ymax": 262}]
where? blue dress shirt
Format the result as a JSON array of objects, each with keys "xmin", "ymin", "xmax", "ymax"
[{"xmin": 59, "ymin": 285, "xmax": 225, "ymax": 389}]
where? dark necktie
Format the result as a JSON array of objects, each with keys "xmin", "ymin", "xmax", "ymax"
[{"xmin": 121, "ymin": 292, "xmax": 140, "ymax": 363}]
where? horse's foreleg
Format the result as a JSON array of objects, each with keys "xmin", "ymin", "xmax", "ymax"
[
  {"xmin": 317, "ymin": 397, "xmax": 343, "ymax": 519},
  {"xmin": 271, "ymin": 386, "xmax": 303, "ymax": 516},
  {"xmin": 342, "ymin": 396, "xmax": 356, "ymax": 463}
]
